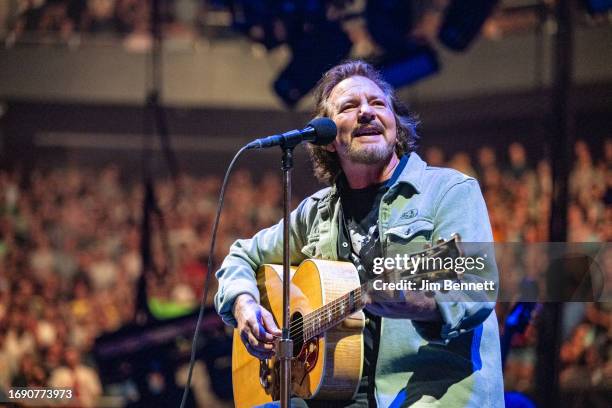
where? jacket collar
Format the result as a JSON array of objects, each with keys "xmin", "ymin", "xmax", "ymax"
[
  {"xmin": 391, "ymin": 152, "xmax": 426, "ymax": 194},
  {"xmin": 330, "ymin": 151, "xmax": 426, "ymax": 197}
]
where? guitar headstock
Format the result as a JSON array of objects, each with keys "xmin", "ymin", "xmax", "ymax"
[
  {"xmin": 417, "ymin": 233, "xmax": 463, "ymax": 261},
  {"xmin": 393, "ymin": 233, "xmax": 465, "ymax": 283},
  {"xmin": 370, "ymin": 233, "xmax": 493, "ymax": 300}
]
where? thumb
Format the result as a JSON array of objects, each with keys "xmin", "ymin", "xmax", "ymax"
[{"xmin": 261, "ymin": 308, "xmax": 281, "ymax": 336}]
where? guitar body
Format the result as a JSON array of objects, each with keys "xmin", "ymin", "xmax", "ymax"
[{"xmin": 232, "ymin": 260, "xmax": 365, "ymax": 408}]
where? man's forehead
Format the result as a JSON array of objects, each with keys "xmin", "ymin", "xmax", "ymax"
[{"xmin": 329, "ymin": 75, "xmax": 386, "ymax": 103}]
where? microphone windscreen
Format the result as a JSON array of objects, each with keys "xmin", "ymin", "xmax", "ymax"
[{"xmin": 307, "ymin": 117, "xmax": 337, "ymax": 146}]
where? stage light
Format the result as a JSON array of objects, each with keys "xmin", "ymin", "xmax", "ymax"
[
  {"xmin": 376, "ymin": 43, "xmax": 440, "ymax": 89},
  {"xmin": 231, "ymin": 0, "xmax": 285, "ymax": 50},
  {"xmin": 365, "ymin": 0, "xmax": 414, "ymax": 60},
  {"xmin": 438, "ymin": 0, "xmax": 500, "ymax": 51},
  {"xmin": 273, "ymin": 19, "xmax": 352, "ymax": 109},
  {"xmin": 270, "ymin": 0, "xmax": 439, "ymax": 107},
  {"xmin": 365, "ymin": 0, "xmax": 439, "ymax": 89},
  {"xmin": 582, "ymin": 0, "xmax": 612, "ymax": 14}
]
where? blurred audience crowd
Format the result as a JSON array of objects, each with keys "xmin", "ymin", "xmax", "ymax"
[
  {"xmin": 0, "ymin": 162, "xmax": 282, "ymax": 405},
  {"xmin": 0, "ymin": 138, "xmax": 610, "ymax": 405},
  {"xmin": 1, "ymin": 0, "xmax": 207, "ymax": 46},
  {"xmin": 436, "ymin": 139, "xmax": 612, "ymax": 396}
]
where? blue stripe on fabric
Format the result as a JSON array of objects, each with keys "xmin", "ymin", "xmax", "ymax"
[
  {"xmin": 471, "ymin": 324, "xmax": 483, "ymax": 371},
  {"xmin": 388, "ymin": 389, "xmax": 407, "ymax": 408}
]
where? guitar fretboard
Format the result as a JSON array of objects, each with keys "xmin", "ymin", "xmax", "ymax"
[
  {"xmin": 289, "ymin": 236, "xmax": 460, "ymax": 343},
  {"xmin": 295, "ymin": 283, "xmax": 368, "ymax": 342}
]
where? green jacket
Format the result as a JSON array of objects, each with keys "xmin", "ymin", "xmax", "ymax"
[{"xmin": 215, "ymin": 153, "xmax": 504, "ymax": 407}]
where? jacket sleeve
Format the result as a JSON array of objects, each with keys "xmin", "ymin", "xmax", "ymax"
[
  {"xmin": 413, "ymin": 177, "xmax": 498, "ymax": 344},
  {"xmin": 214, "ymin": 197, "xmax": 313, "ymax": 327}
]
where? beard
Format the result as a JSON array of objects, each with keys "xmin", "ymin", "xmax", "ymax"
[{"xmin": 344, "ymin": 138, "xmax": 396, "ymax": 165}]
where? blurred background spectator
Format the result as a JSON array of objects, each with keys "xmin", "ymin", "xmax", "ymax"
[
  {"xmin": 0, "ymin": 0, "xmax": 610, "ymax": 406},
  {"xmin": 0, "ymin": 138, "xmax": 610, "ymax": 404}
]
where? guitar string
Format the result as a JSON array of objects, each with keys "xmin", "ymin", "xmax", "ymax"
[
  {"xmin": 288, "ymin": 274, "xmax": 405, "ymax": 340},
  {"xmin": 287, "ymin": 268, "xmax": 454, "ymax": 340},
  {"xmin": 284, "ymin": 244, "xmax": 456, "ymax": 339},
  {"xmin": 286, "ymin": 264, "xmax": 403, "ymax": 331},
  {"xmin": 287, "ymin": 263, "xmax": 422, "ymax": 335},
  {"xmin": 287, "ymin": 285, "xmax": 364, "ymax": 337},
  {"xmin": 288, "ymin": 267, "xmax": 422, "ymax": 339}
]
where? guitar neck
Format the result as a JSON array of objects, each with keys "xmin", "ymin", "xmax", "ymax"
[
  {"xmin": 293, "ymin": 236, "xmax": 461, "ymax": 342},
  {"xmin": 294, "ymin": 266, "xmax": 455, "ymax": 341},
  {"xmin": 298, "ymin": 282, "xmax": 369, "ymax": 341}
]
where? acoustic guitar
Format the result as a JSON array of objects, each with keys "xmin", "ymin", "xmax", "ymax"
[{"xmin": 232, "ymin": 235, "xmax": 462, "ymax": 407}]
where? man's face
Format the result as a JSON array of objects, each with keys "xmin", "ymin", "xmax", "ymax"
[{"xmin": 326, "ymin": 75, "xmax": 397, "ymax": 165}]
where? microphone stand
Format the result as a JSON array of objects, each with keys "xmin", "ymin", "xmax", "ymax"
[
  {"xmin": 278, "ymin": 141, "xmax": 297, "ymax": 408},
  {"xmin": 245, "ymin": 118, "xmax": 334, "ymax": 408}
]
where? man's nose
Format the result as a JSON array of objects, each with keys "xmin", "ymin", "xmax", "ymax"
[{"xmin": 357, "ymin": 103, "xmax": 375, "ymax": 123}]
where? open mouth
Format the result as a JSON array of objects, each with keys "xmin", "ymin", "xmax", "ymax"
[{"xmin": 353, "ymin": 126, "xmax": 383, "ymax": 137}]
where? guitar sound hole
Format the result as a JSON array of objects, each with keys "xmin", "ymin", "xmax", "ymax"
[{"xmin": 290, "ymin": 312, "xmax": 304, "ymax": 356}]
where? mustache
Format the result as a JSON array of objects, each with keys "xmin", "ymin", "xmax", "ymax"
[{"xmin": 352, "ymin": 124, "xmax": 384, "ymax": 137}]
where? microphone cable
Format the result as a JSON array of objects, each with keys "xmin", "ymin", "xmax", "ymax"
[{"xmin": 179, "ymin": 144, "xmax": 250, "ymax": 408}]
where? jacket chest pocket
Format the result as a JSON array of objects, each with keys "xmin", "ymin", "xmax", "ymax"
[{"xmin": 383, "ymin": 219, "xmax": 434, "ymax": 257}]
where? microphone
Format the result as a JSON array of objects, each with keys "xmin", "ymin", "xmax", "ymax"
[{"xmin": 246, "ymin": 117, "xmax": 337, "ymax": 149}]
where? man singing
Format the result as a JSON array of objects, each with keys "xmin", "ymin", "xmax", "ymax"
[{"xmin": 215, "ymin": 60, "xmax": 504, "ymax": 407}]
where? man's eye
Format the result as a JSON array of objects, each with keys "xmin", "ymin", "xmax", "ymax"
[
  {"xmin": 341, "ymin": 105, "xmax": 356, "ymax": 112},
  {"xmin": 372, "ymin": 100, "xmax": 386, "ymax": 107}
]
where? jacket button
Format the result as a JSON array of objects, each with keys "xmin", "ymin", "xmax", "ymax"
[{"xmin": 342, "ymin": 242, "xmax": 349, "ymax": 248}]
